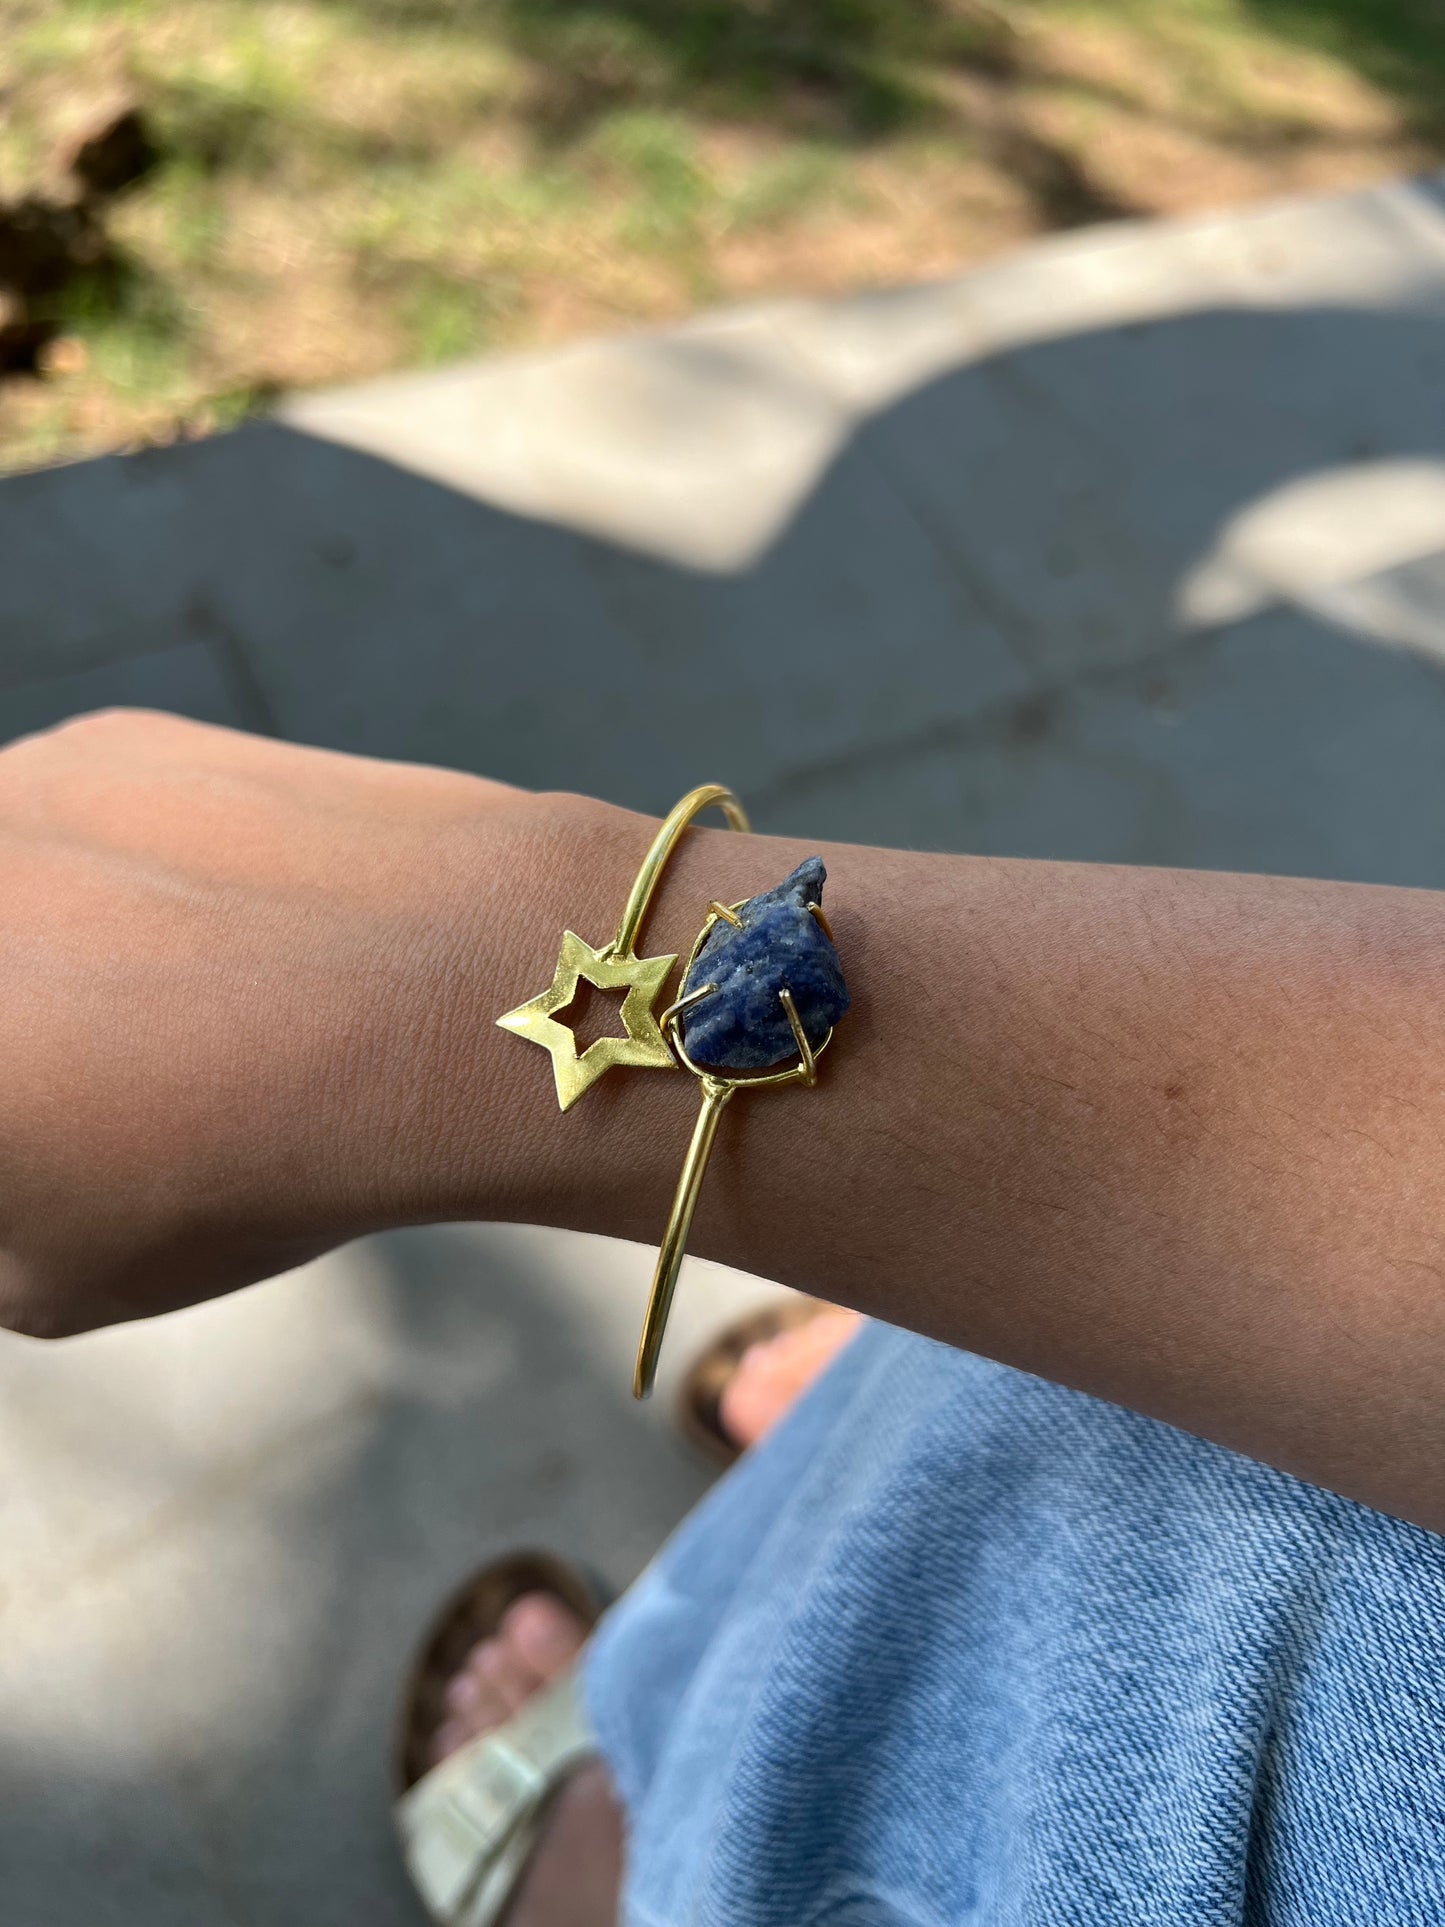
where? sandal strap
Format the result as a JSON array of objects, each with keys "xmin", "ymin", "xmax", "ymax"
[{"xmin": 395, "ymin": 1657, "xmax": 595, "ymax": 1926}]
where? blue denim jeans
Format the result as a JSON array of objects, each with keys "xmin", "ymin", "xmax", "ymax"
[{"xmin": 585, "ymin": 1319, "xmax": 1445, "ymax": 1926}]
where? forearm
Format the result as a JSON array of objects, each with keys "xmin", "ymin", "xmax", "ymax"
[
  {"xmin": 5, "ymin": 717, "xmax": 1441, "ymax": 1532},
  {"xmin": 449, "ymin": 798, "xmax": 1445, "ymax": 1530}
]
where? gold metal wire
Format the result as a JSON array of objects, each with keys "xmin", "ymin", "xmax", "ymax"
[
  {"xmin": 496, "ymin": 784, "xmax": 748, "ymax": 1112},
  {"xmin": 498, "ymin": 779, "xmax": 837, "ymax": 1403},
  {"xmin": 633, "ymin": 896, "xmax": 833, "ymax": 1400},
  {"xmin": 602, "ymin": 785, "xmax": 750, "ymax": 961}
]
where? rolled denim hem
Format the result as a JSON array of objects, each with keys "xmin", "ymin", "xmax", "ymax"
[{"xmin": 586, "ymin": 1320, "xmax": 1445, "ymax": 1927}]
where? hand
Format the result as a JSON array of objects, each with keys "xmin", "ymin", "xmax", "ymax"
[
  {"xmin": 7, "ymin": 715, "xmax": 1445, "ymax": 1531},
  {"xmin": 0, "ymin": 710, "xmax": 597, "ymax": 1338}
]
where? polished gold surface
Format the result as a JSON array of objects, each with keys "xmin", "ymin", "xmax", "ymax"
[
  {"xmin": 632, "ymin": 898, "xmax": 834, "ymax": 1400},
  {"xmin": 496, "ymin": 784, "xmax": 841, "ymax": 1403},
  {"xmin": 807, "ymin": 901, "xmax": 836, "ymax": 944},
  {"xmin": 608, "ymin": 785, "xmax": 750, "ymax": 960},
  {"xmin": 495, "ymin": 929, "xmax": 677, "ymax": 1112},
  {"xmin": 495, "ymin": 784, "xmax": 748, "ymax": 1111},
  {"xmin": 656, "ymin": 977, "xmax": 719, "ymax": 1035},
  {"xmin": 631, "ymin": 1073, "xmax": 736, "ymax": 1402},
  {"xmin": 777, "ymin": 987, "xmax": 818, "ymax": 1085},
  {"xmin": 661, "ymin": 900, "xmax": 834, "ymax": 1091}
]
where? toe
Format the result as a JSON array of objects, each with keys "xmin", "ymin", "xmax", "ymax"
[
  {"xmin": 718, "ymin": 1343, "xmax": 783, "ymax": 1447},
  {"xmin": 501, "ymin": 1593, "xmax": 587, "ymax": 1681},
  {"xmin": 455, "ymin": 1671, "xmax": 512, "ymax": 1737},
  {"xmin": 720, "ymin": 1307, "xmax": 862, "ymax": 1447},
  {"xmin": 430, "ymin": 1716, "xmax": 470, "ymax": 1767},
  {"xmin": 425, "ymin": 1591, "xmax": 588, "ymax": 1771},
  {"xmin": 443, "ymin": 1666, "xmax": 484, "ymax": 1715},
  {"xmin": 472, "ymin": 1633, "xmax": 539, "ymax": 1716},
  {"xmin": 440, "ymin": 1640, "xmax": 514, "ymax": 1738}
]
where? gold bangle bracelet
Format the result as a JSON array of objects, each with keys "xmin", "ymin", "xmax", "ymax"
[{"xmin": 497, "ymin": 785, "xmax": 848, "ymax": 1400}]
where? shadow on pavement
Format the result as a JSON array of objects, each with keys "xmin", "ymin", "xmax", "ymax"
[
  {"xmin": 0, "ymin": 1222, "xmax": 716, "ymax": 1927},
  {"xmin": 4, "ymin": 298, "xmax": 1445, "ymax": 881},
  {"xmin": 4, "ymin": 274, "xmax": 1445, "ymax": 1921}
]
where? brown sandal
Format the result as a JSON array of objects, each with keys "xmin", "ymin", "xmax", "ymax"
[{"xmin": 393, "ymin": 1548, "xmax": 607, "ymax": 1926}]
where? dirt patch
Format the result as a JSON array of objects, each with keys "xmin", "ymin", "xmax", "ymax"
[{"xmin": 0, "ymin": 0, "xmax": 1440, "ymax": 473}]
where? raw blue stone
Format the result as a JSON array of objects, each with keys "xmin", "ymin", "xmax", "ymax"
[{"xmin": 680, "ymin": 857, "xmax": 850, "ymax": 1072}]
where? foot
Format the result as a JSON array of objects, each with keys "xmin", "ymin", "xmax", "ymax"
[
  {"xmin": 717, "ymin": 1305, "xmax": 862, "ymax": 1450},
  {"xmin": 430, "ymin": 1593, "xmax": 622, "ymax": 1927}
]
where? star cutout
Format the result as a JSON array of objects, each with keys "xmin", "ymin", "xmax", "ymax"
[{"xmin": 496, "ymin": 930, "xmax": 678, "ymax": 1111}]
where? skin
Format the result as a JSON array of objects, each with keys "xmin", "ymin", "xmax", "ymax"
[
  {"xmin": 718, "ymin": 1308, "xmax": 864, "ymax": 1448},
  {"xmin": 3, "ymin": 709, "xmax": 1445, "ymax": 1533}
]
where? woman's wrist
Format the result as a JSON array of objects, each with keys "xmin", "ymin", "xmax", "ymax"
[
  {"xmin": 371, "ymin": 786, "xmax": 690, "ymax": 1237},
  {"xmin": 413, "ymin": 787, "xmax": 880, "ymax": 1264},
  {"xmin": 0, "ymin": 719, "xmax": 692, "ymax": 1337}
]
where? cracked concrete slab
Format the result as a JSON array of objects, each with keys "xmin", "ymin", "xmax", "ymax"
[
  {"xmin": 282, "ymin": 304, "xmax": 851, "ymax": 577},
  {"xmin": 1058, "ymin": 603, "xmax": 1445, "ymax": 886},
  {"xmin": 776, "ymin": 602, "xmax": 1445, "ymax": 886},
  {"xmin": 0, "ymin": 1226, "xmax": 788, "ymax": 1927},
  {"xmin": 0, "ymin": 640, "xmax": 247, "ymax": 745},
  {"xmin": 5, "ymin": 172, "xmax": 1445, "ymax": 1922}
]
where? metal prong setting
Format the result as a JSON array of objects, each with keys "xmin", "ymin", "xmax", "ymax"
[
  {"xmin": 658, "ymin": 978, "xmax": 718, "ymax": 1039},
  {"xmin": 635, "ymin": 901, "xmax": 836, "ymax": 1400},
  {"xmin": 777, "ymin": 987, "xmax": 817, "ymax": 1085}
]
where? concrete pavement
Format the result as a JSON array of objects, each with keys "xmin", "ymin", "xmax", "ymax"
[{"xmin": 4, "ymin": 173, "xmax": 1445, "ymax": 1921}]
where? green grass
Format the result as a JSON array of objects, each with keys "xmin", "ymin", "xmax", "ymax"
[
  {"xmin": 598, "ymin": 111, "xmax": 715, "ymax": 249},
  {"xmin": 728, "ymin": 144, "xmax": 849, "ymax": 231},
  {"xmin": 1245, "ymin": 0, "xmax": 1445, "ymax": 100},
  {"xmin": 2, "ymin": 0, "xmax": 1444, "ymax": 471},
  {"xmin": 355, "ymin": 252, "xmax": 512, "ymax": 363}
]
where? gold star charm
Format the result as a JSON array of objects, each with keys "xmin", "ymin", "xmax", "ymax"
[{"xmin": 496, "ymin": 930, "xmax": 677, "ymax": 1111}]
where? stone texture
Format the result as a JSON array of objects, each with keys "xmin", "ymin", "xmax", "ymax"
[{"xmin": 681, "ymin": 858, "xmax": 849, "ymax": 1071}]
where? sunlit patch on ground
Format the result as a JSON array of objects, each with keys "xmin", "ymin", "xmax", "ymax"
[{"xmin": 0, "ymin": 0, "xmax": 1441, "ymax": 474}]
